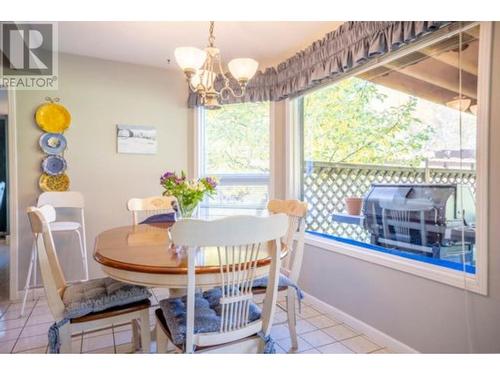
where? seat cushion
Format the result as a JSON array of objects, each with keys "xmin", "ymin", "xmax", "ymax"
[
  {"xmin": 159, "ymin": 287, "xmax": 261, "ymax": 346},
  {"xmin": 252, "ymin": 274, "xmax": 304, "ymax": 300},
  {"xmin": 62, "ymin": 277, "xmax": 151, "ymax": 319},
  {"xmin": 140, "ymin": 212, "xmax": 176, "ymax": 224}
]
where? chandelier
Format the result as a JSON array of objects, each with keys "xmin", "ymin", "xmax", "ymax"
[{"xmin": 174, "ymin": 22, "xmax": 259, "ymax": 109}]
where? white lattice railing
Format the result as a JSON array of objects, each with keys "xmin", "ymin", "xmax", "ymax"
[{"xmin": 303, "ymin": 161, "xmax": 476, "ymax": 240}]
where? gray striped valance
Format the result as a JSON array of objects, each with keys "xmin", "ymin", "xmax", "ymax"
[{"xmin": 187, "ymin": 21, "xmax": 452, "ymax": 107}]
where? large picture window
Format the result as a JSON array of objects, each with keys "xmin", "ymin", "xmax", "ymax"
[
  {"xmin": 198, "ymin": 102, "xmax": 271, "ymax": 216},
  {"xmin": 298, "ymin": 24, "xmax": 486, "ymax": 282}
]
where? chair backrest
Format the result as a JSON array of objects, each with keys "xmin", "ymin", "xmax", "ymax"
[
  {"xmin": 38, "ymin": 191, "xmax": 85, "ymax": 209},
  {"xmin": 267, "ymin": 199, "xmax": 308, "ymax": 282},
  {"xmin": 26, "ymin": 205, "xmax": 67, "ymax": 320},
  {"xmin": 127, "ymin": 196, "xmax": 177, "ymax": 225},
  {"xmin": 170, "ymin": 214, "xmax": 288, "ymax": 353}
]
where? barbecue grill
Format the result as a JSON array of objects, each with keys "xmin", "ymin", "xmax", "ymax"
[{"xmin": 361, "ymin": 184, "xmax": 476, "ymax": 259}]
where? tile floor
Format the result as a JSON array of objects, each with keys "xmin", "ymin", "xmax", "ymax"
[{"xmin": 0, "ymin": 289, "xmax": 393, "ymax": 354}]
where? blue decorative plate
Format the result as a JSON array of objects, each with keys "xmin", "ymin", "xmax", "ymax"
[
  {"xmin": 39, "ymin": 133, "xmax": 67, "ymax": 155},
  {"xmin": 41, "ymin": 155, "xmax": 67, "ymax": 176}
]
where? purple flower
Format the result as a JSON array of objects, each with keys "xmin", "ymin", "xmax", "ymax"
[
  {"xmin": 160, "ymin": 171, "xmax": 176, "ymax": 184},
  {"xmin": 204, "ymin": 176, "xmax": 218, "ymax": 189}
]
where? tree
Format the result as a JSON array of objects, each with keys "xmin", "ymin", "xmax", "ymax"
[
  {"xmin": 205, "ymin": 102, "xmax": 270, "ymax": 174},
  {"xmin": 304, "ymin": 77, "xmax": 434, "ymax": 166}
]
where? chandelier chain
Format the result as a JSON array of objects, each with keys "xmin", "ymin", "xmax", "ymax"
[{"xmin": 208, "ymin": 21, "xmax": 215, "ymax": 47}]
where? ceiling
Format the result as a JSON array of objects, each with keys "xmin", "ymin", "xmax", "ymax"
[{"xmin": 58, "ymin": 21, "xmax": 343, "ymax": 71}]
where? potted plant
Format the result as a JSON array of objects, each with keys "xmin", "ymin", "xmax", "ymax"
[
  {"xmin": 345, "ymin": 196, "xmax": 363, "ymax": 216},
  {"xmin": 160, "ymin": 170, "xmax": 218, "ymax": 218}
]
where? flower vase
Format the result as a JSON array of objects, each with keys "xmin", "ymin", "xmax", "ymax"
[{"xmin": 178, "ymin": 200, "xmax": 199, "ymax": 219}]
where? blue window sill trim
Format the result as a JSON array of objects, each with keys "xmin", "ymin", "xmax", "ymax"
[{"xmin": 306, "ymin": 230, "xmax": 476, "ymax": 275}]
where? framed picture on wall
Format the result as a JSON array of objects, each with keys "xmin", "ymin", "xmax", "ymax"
[{"xmin": 116, "ymin": 124, "xmax": 157, "ymax": 154}]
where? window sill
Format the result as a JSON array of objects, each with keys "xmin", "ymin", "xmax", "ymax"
[{"xmin": 304, "ymin": 233, "xmax": 487, "ymax": 295}]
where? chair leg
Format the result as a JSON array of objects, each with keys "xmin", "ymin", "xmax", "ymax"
[
  {"xmin": 140, "ymin": 309, "xmax": 151, "ymax": 353},
  {"xmin": 75, "ymin": 229, "xmax": 89, "ymax": 281},
  {"xmin": 132, "ymin": 319, "xmax": 141, "ymax": 352},
  {"xmin": 59, "ymin": 324, "xmax": 72, "ymax": 354},
  {"xmin": 20, "ymin": 243, "xmax": 37, "ymax": 317},
  {"xmin": 156, "ymin": 322, "xmax": 168, "ymax": 353},
  {"xmin": 286, "ymin": 287, "xmax": 298, "ymax": 350}
]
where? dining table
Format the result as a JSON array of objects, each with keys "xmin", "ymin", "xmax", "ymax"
[{"xmin": 93, "ymin": 222, "xmax": 288, "ymax": 293}]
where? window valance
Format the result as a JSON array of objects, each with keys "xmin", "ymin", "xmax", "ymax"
[{"xmin": 187, "ymin": 21, "xmax": 452, "ymax": 107}]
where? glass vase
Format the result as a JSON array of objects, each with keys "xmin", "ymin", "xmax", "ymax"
[{"xmin": 178, "ymin": 200, "xmax": 199, "ymax": 219}]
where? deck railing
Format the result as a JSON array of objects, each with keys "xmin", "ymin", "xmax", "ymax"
[{"xmin": 303, "ymin": 161, "xmax": 476, "ymax": 241}]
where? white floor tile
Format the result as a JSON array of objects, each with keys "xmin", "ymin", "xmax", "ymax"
[
  {"xmin": 301, "ymin": 330, "xmax": 336, "ymax": 347},
  {"xmin": 370, "ymin": 348, "xmax": 393, "ymax": 354},
  {"xmin": 82, "ymin": 334, "xmax": 114, "ymax": 352},
  {"xmin": 298, "ymin": 348, "xmax": 321, "ymax": 354},
  {"xmin": 0, "ymin": 327, "xmax": 22, "ymax": 342},
  {"xmin": 25, "ymin": 313, "xmax": 54, "ymax": 326},
  {"xmin": 273, "ymin": 311, "xmax": 289, "ymax": 325},
  {"xmin": 15, "ymin": 345, "xmax": 48, "ymax": 354},
  {"xmin": 84, "ymin": 327, "xmax": 113, "ymax": 338},
  {"xmin": 276, "ymin": 336, "xmax": 313, "ymax": 353},
  {"xmin": 306, "ymin": 315, "xmax": 340, "ymax": 329},
  {"xmin": 0, "ymin": 317, "xmax": 27, "ymax": 331},
  {"xmin": 295, "ymin": 319, "xmax": 318, "ymax": 334},
  {"xmin": 113, "ymin": 329, "xmax": 134, "ymax": 346},
  {"xmin": 341, "ymin": 335, "xmax": 381, "ymax": 354},
  {"xmin": 0, "ymin": 339, "xmax": 16, "ymax": 353},
  {"xmin": 86, "ymin": 345, "xmax": 115, "ymax": 354},
  {"xmin": 317, "ymin": 342, "xmax": 354, "ymax": 354},
  {"xmin": 20, "ymin": 322, "xmax": 52, "ymax": 338},
  {"xmin": 270, "ymin": 323, "xmax": 291, "ymax": 340},
  {"xmin": 297, "ymin": 306, "xmax": 322, "ymax": 319},
  {"xmin": 13, "ymin": 334, "xmax": 48, "ymax": 353},
  {"xmin": 323, "ymin": 324, "xmax": 359, "ymax": 341},
  {"xmin": 116, "ymin": 343, "xmax": 135, "ymax": 354}
]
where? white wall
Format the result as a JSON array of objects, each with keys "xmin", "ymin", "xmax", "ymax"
[
  {"xmin": 15, "ymin": 53, "xmax": 189, "ymax": 285},
  {"xmin": 298, "ymin": 22, "xmax": 500, "ymax": 353}
]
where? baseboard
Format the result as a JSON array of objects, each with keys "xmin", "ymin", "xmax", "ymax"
[{"xmin": 303, "ymin": 291, "xmax": 419, "ymax": 353}]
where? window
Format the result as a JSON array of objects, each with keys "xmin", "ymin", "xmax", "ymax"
[
  {"xmin": 295, "ymin": 23, "xmax": 490, "ymax": 292},
  {"xmin": 198, "ymin": 102, "xmax": 271, "ymax": 217}
]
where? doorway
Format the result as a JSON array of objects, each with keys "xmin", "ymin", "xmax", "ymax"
[{"xmin": 0, "ymin": 88, "xmax": 9, "ymax": 301}]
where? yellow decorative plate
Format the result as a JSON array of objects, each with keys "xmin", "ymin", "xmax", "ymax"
[
  {"xmin": 35, "ymin": 103, "xmax": 71, "ymax": 133},
  {"xmin": 39, "ymin": 173, "xmax": 70, "ymax": 192}
]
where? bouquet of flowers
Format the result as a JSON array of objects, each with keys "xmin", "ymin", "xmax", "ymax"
[{"xmin": 160, "ymin": 170, "xmax": 218, "ymax": 218}]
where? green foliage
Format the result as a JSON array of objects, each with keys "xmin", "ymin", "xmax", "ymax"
[
  {"xmin": 304, "ymin": 77, "xmax": 434, "ymax": 166},
  {"xmin": 160, "ymin": 171, "xmax": 218, "ymax": 217},
  {"xmin": 205, "ymin": 102, "xmax": 270, "ymax": 174}
]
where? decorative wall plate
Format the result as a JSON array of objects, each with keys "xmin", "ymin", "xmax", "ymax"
[
  {"xmin": 39, "ymin": 133, "xmax": 67, "ymax": 154},
  {"xmin": 39, "ymin": 173, "xmax": 70, "ymax": 192},
  {"xmin": 41, "ymin": 155, "xmax": 67, "ymax": 176},
  {"xmin": 35, "ymin": 103, "xmax": 71, "ymax": 133}
]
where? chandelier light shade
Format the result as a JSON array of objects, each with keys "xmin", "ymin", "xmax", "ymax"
[
  {"xmin": 173, "ymin": 22, "xmax": 259, "ymax": 109},
  {"xmin": 228, "ymin": 58, "xmax": 259, "ymax": 84},
  {"xmin": 174, "ymin": 47, "xmax": 207, "ymax": 75}
]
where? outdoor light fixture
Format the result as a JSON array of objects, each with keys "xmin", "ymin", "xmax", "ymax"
[
  {"xmin": 469, "ymin": 104, "xmax": 478, "ymax": 115},
  {"xmin": 174, "ymin": 21, "xmax": 259, "ymax": 109},
  {"xmin": 446, "ymin": 96, "xmax": 472, "ymax": 112}
]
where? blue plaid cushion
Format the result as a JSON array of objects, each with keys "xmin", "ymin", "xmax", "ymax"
[{"xmin": 159, "ymin": 287, "xmax": 261, "ymax": 346}]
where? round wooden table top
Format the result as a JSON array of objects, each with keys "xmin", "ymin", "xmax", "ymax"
[{"xmin": 94, "ymin": 223, "xmax": 287, "ymax": 275}]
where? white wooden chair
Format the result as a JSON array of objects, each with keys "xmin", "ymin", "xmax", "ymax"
[
  {"xmin": 127, "ymin": 196, "xmax": 178, "ymax": 225},
  {"xmin": 21, "ymin": 191, "xmax": 89, "ymax": 317},
  {"xmin": 155, "ymin": 214, "xmax": 288, "ymax": 354},
  {"xmin": 252, "ymin": 199, "xmax": 308, "ymax": 350},
  {"xmin": 26, "ymin": 205, "xmax": 151, "ymax": 354}
]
